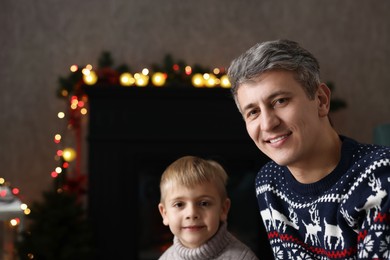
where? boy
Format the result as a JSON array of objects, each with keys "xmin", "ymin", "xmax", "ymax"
[{"xmin": 158, "ymin": 155, "xmax": 259, "ymax": 260}]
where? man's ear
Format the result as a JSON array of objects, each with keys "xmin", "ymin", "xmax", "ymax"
[
  {"xmin": 220, "ymin": 198, "xmax": 231, "ymax": 222},
  {"xmin": 158, "ymin": 203, "xmax": 169, "ymax": 226},
  {"xmin": 317, "ymin": 83, "xmax": 331, "ymax": 117}
]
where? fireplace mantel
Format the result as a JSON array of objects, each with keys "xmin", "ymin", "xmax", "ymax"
[{"xmin": 84, "ymin": 86, "xmax": 271, "ymax": 260}]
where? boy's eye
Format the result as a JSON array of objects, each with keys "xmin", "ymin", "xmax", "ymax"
[
  {"xmin": 173, "ymin": 202, "xmax": 183, "ymax": 208},
  {"xmin": 199, "ymin": 201, "xmax": 210, "ymax": 207}
]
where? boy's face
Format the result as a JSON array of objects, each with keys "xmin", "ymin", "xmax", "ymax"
[
  {"xmin": 236, "ymin": 70, "xmax": 330, "ymax": 168},
  {"xmin": 158, "ymin": 181, "xmax": 230, "ymax": 249}
]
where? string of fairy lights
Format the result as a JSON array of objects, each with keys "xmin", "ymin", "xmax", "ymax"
[{"xmin": 72, "ymin": 62, "xmax": 231, "ymax": 88}]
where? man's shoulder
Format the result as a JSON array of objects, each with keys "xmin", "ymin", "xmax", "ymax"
[
  {"xmin": 355, "ymin": 141, "xmax": 390, "ymax": 161},
  {"xmin": 342, "ymin": 135, "xmax": 390, "ymax": 160}
]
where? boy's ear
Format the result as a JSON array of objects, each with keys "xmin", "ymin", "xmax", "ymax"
[
  {"xmin": 158, "ymin": 203, "xmax": 169, "ymax": 226},
  {"xmin": 317, "ymin": 83, "xmax": 331, "ymax": 117},
  {"xmin": 220, "ymin": 198, "xmax": 231, "ymax": 222}
]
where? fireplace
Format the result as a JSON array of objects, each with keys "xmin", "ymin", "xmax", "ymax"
[{"xmin": 84, "ymin": 86, "xmax": 272, "ymax": 259}]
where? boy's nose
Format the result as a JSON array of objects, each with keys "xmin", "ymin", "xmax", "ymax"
[{"xmin": 185, "ymin": 204, "xmax": 199, "ymax": 219}]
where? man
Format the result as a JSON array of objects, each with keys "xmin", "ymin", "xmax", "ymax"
[{"xmin": 227, "ymin": 39, "xmax": 390, "ymax": 259}]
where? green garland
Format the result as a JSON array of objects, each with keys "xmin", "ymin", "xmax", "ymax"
[{"xmin": 57, "ymin": 51, "xmax": 218, "ymax": 99}]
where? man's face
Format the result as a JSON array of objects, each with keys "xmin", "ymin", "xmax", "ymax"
[{"xmin": 236, "ymin": 70, "xmax": 328, "ymax": 168}]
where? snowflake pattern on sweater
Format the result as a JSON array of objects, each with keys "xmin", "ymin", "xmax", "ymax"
[{"xmin": 255, "ymin": 136, "xmax": 390, "ymax": 260}]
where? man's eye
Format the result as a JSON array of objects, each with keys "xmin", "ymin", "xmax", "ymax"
[
  {"xmin": 246, "ymin": 108, "xmax": 260, "ymax": 118},
  {"xmin": 273, "ymin": 98, "xmax": 288, "ymax": 107}
]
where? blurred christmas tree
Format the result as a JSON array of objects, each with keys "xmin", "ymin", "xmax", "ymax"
[{"xmin": 15, "ymin": 163, "xmax": 96, "ymax": 260}]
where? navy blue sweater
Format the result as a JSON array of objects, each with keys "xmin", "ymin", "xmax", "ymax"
[{"xmin": 256, "ymin": 136, "xmax": 390, "ymax": 259}]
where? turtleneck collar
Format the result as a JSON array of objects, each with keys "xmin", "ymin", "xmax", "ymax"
[{"xmin": 172, "ymin": 222, "xmax": 232, "ymax": 260}]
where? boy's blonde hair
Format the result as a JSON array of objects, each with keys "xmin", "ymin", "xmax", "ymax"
[{"xmin": 159, "ymin": 155, "xmax": 228, "ymax": 203}]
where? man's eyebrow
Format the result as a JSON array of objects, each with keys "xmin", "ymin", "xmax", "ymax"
[
  {"xmin": 241, "ymin": 103, "xmax": 257, "ymax": 113},
  {"xmin": 241, "ymin": 90, "xmax": 291, "ymax": 112},
  {"xmin": 267, "ymin": 90, "xmax": 291, "ymax": 100}
]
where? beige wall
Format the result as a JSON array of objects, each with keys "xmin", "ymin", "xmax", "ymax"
[{"xmin": 1, "ymin": 0, "xmax": 390, "ymax": 205}]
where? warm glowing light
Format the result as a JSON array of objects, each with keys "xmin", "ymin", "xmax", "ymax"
[
  {"xmin": 173, "ymin": 64, "xmax": 179, "ymax": 71},
  {"xmin": 191, "ymin": 73, "xmax": 204, "ymax": 87},
  {"xmin": 61, "ymin": 89, "xmax": 69, "ymax": 97},
  {"xmin": 51, "ymin": 171, "xmax": 58, "ymax": 178},
  {"xmin": 134, "ymin": 73, "xmax": 149, "ymax": 87},
  {"xmin": 151, "ymin": 72, "xmax": 166, "ymax": 87},
  {"xmin": 12, "ymin": 188, "xmax": 19, "ymax": 195},
  {"xmin": 55, "ymin": 167, "xmax": 62, "ymax": 174},
  {"xmin": 10, "ymin": 218, "xmax": 20, "ymax": 227},
  {"xmin": 63, "ymin": 147, "xmax": 77, "ymax": 162},
  {"xmin": 58, "ymin": 112, "xmax": 65, "ymax": 119},
  {"xmin": 204, "ymin": 74, "xmax": 217, "ymax": 88},
  {"xmin": 142, "ymin": 68, "xmax": 149, "ymax": 75},
  {"xmin": 185, "ymin": 66, "xmax": 192, "ymax": 75},
  {"xmin": 21, "ymin": 203, "xmax": 28, "ymax": 210},
  {"xmin": 70, "ymin": 98, "xmax": 78, "ymax": 109},
  {"xmin": 24, "ymin": 208, "xmax": 31, "ymax": 215},
  {"xmin": 85, "ymin": 64, "xmax": 93, "ymax": 70},
  {"xmin": 54, "ymin": 134, "xmax": 61, "ymax": 142},
  {"xmin": 82, "ymin": 68, "xmax": 90, "ymax": 75},
  {"xmin": 119, "ymin": 72, "xmax": 135, "ymax": 86},
  {"xmin": 220, "ymin": 75, "xmax": 231, "ymax": 88},
  {"xmin": 57, "ymin": 150, "xmax": 63, "ymax": 156},
  {"xmin": 70, "ymin": 65, "xmax": 78, "ymax": 72},
  {"xmin": 0, "ymin": 178, "xmax": 5, "ymax": 184},
  {"xmin": 213, "ymin": 68, "xmax": 220, "ymax": 74},
  {"xmin": 80, "ymin": 108, "xmax": 88, "ymax": 115},
  {"xmin": 83, "ymin": 71, "xmax": 98, "ymax": 85}
]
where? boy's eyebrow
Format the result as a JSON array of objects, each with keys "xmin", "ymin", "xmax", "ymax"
[{"xmin": 167, "ymin": 194, "xmax": 217, "ymax": 202}]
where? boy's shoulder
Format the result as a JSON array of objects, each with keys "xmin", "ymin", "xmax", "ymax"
[{"xmin": 157, "ymin": 245, "xmax": 174, "ymax": 260}]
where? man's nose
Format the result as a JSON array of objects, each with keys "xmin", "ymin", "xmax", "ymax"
[{"xmin": 260, "ymin": 109, "xmax": 279, "ymax": 131}]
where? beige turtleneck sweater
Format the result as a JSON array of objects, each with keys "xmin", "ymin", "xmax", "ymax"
[{"xmin": 158, "ymin": 222, "xmax": 259, "ymax": 260}]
